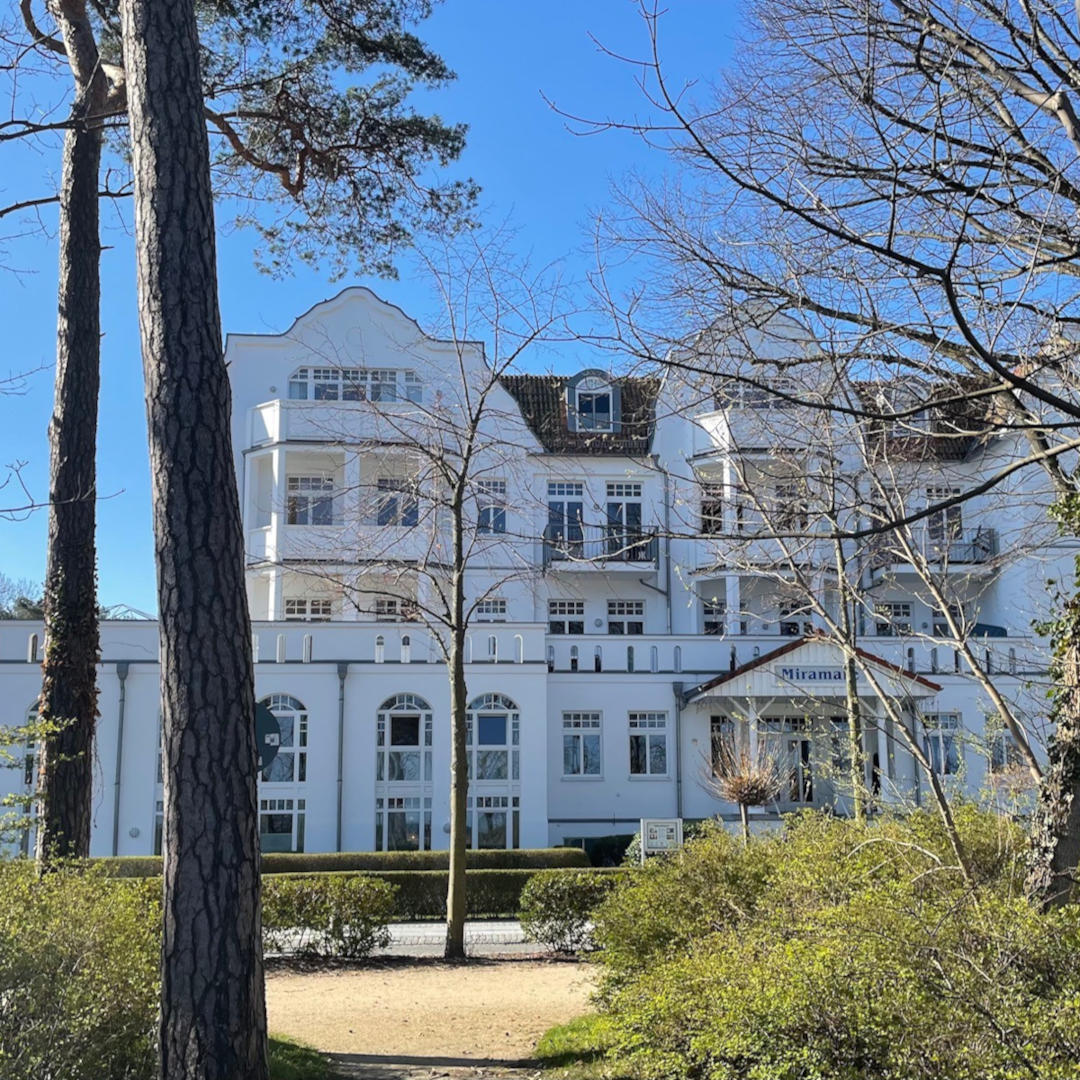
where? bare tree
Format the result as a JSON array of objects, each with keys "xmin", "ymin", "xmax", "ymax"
[
  {"xmin": 257, "ymin": 235, "xmax": 566, "ymax": 958},
  {"xmin": 704, "ymin": 725, "xmax": 781, "ymax": 845},
  {"xmin": 119, "ymin": 0, "xmax": 266, "ymax": 1073},
  {"xmin": 571, "ymin": 0, "xmax": 1080, "ymax": 905}
]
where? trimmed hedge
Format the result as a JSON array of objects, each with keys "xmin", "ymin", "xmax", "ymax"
[
  {"xmin": 262, "ymin": 874, "xmax": 396, "ymax": 957},
  {"xmin": 520, "ymin": 868, "xmax": 626, "ymax": 952},
  {"xmin": 95, "ymin": 846, "xmax": 589, "ymax": 878},
  {"xmin": 105, "ymin": 866, "xmax": 614, "ymax": 921},
  {"xmin": 270, "ymin": 868, "xmax": 540, "ymax": 920}
]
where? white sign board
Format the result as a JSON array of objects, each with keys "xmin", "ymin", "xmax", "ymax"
[{"xmin": 640, "ymin": 818, "xmax": 683, "ymax": 864}]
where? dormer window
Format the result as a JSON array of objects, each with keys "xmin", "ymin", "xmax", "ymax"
[{"xmin": 567, "ymin": 370, "xmax": 620, "ymax": 433}]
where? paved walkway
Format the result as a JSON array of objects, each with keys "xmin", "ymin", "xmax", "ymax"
[{"xmin": 378, "ymin": 919, "xmax": 540, "ymax": 957}]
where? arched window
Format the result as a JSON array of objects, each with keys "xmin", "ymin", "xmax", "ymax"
[
  {"xmin": 465, "ymin": 694, "xmax": 521, "ymax": 849},
  {"xmin": 567, "ymin": 370, "xmax": 619, "ymax": 433},
  {"xmin": 258, "ymin": 694, "xmax": 308, "ymax": 783},
  {"xmin": 375, "ymin": 693, "xmax": 434, "ymax": 851},
  {"xmin": 376, "ymin": 694, "xmax": 433, "ymax": 784},
  {"xmin": 466, "ymin": 694, "xmax": 520, "ymax": 785}
]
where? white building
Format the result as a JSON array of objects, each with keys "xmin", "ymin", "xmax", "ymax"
[{"xmin": 0, "ymin": 289, "xmax": 1066, "ymax": 856}]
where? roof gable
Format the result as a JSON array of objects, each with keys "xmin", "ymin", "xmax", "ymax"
[{"xmin": 684, "ymin": 633, "xmax": 942, "ymax": 703}]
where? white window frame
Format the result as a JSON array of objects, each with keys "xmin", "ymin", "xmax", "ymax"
[
  {"xmin": 607, "ymin": 599, "xmax": 644, "ymax": 635},
  {"xmin": 575, "ymin": 376, "xmax": 613, "ymax": 432},
  {"xmin": 549, "ymin": 599, "xmax": 585, "ymax": 635},
  {"xmin": 874, "ymin": 601, "xmax": 912, "ymax": 637},
  {"xmin": 283, "ymin": 597, "xmax": 335, "ymax": 622},
  {"xmin": 476, "ymin": 598, "xmax": 508, "ymax": 622},
  {"xmin": 375, "ymin": 794, "xmax": 432, "ymax": 851},
  {"xmin": 562, "ymin": 711, "xmax": 602, "ymax": 778},
  {"xmin": 628, "ymin": 712, "xmax": 668, "ymax": 777},
  {"xmin": 286, "ymin": 475, "xmax": 338, "ymax": 526},
  {"xmin": 259, "ymin": 797, "xmax": 307, "ymax": 852},
  {"xmin": 703, "ymin": 598, "xmax": 725, "ymax": 635},
  {"xmin": 259, "ymin": 694, "xmax": 309, "ymax": 784},
  {"xmin": 287, "ymin": 366, "xmax": 422, "ymax": 404},
  {"xmin": 922, "ymin": 713, "xmax": 962, "ymax": 776},
  {"xmin": 477, "ymin": 479, "xmax": 508, "ymax": 535}
]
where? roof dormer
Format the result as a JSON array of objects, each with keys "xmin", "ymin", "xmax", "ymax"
[{"xmin": 567, "ymin": 369, "xmax": 620, "ymax": 433}]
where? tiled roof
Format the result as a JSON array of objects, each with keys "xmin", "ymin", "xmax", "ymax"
[{"xmin": 500, "ymin": 374, "xmax": 659, "ymax": 456}]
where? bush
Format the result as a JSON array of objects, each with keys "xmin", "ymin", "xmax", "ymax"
[
  {"xmin": 262, "ymin": 874, "xmax": 396, "ymax": 958},
  {"xmin": 0, "ymin": 862, "xmax": 159, "ymax": 1079},
  {"xmin": 590, "ymin": 809, "xmax": 1080, "ymax": 1080},
  {"xmin": 519, "ymin": 868, "xmax": 625, "ymax": 952},
  {"xmin": 369, "ymin": 867, "xmax": 540, "ymax": 919},
  {"xmin": 95, "ymin": 846, "xmax": 589, "ymax": 878}
]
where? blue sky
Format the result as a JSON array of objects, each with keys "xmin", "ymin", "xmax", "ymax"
[{"xmin": 0, "ymin": 1, "xmax": 740, "ymax": 613}]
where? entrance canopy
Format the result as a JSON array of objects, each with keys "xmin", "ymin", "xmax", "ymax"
[{"xmin": 682, "ymin": 634, "xmax": 941, "ymax": 709}]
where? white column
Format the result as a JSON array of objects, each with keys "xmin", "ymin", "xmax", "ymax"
[
  {"xmin": 266, "ymin": 568, "xmax": 283, "ymax": 622},
  {"xmin": 268, "ymin": 446, "xmax": 288, "ymax": 565},
  {"xmin": 725, "ymin": 573, "xmax": 741, "ymax": 637}
]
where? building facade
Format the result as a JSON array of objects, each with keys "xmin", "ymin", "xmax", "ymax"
[{"xmin": 0, "ymin": 289, "xmax": 1066, "ymax": 855}]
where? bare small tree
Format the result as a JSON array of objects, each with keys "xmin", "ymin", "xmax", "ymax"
[
  {"xmin": 704, "ymin": 725, "xmax": 781, "ymax": 845},
  {"xmin": 259, "ymin": 234, "xmax": 567, "ymax": 958}
]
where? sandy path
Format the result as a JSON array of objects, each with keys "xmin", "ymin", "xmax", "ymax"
[{"xmin": 266, "ymin": 957, "xmax": 594, "ymax": 1078}]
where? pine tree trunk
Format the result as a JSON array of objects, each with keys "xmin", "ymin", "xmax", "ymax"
[
  {"xmin": 34, "ymin": 2, "xmax": 109, "ymax": 869},
  {"xmin": 119, "ymin": 0, "xmax": 268, "ymax": 1076},
  {"xmin": 35, "ymin": 101, "xmax": 103, "ymax": 867}
]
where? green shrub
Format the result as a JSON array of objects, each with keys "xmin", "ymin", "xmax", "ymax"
[
  {"xmin": 262, "ymin": 874, "xmax": 396, "ymax": 958},
  {"xmin": 95, "ymin": 846, "xmax": 589, "ymax": 878},
  {"xmin": 520, "ymin": 868, "xmax": 625, "ymax": 952},
  {"xmin": 589, "ymin": 809, "xmax": 1080, "ymax": 1080},
  {"xmin": 370, "ymin": 867, "xmax": 539, "ymax": 919},
  {"xmin": 0, "ymin": 861, "xmax": 159, "ymax": 1079}
]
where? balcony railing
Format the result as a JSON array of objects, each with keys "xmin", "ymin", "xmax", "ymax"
[
  {"xmin": 865, "ymin": 526, "xmax": 999, "ymax": 571},
  {"xmin": 543, "ymin": 525, "xmax": 659, "ymax": 568}
]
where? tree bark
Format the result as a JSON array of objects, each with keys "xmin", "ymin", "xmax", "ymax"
[
  {"xmin": 445, "ymin": 621, "xmax": 469, "ymax": 959},
  {"xmin": 118, "ymin": 0, "xmax": 268, "ymax": 1076},
  {"xmin": 445, "ymin": 474, "xmax": 469, "ymax": 959},
  {"xmin": 34, "ymin": 0, "xmax": 108, "ymax": 869}
]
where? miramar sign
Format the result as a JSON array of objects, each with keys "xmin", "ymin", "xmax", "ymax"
[{"xmin": 778, "ymin": 666, "xmax": 856, "ymax": 682}]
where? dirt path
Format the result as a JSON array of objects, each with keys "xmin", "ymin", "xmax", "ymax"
[{"xmin": 266, "ymin": 957, "xmax": 594, "ymax": 1079}]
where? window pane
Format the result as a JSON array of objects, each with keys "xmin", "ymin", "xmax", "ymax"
[
  {"xmin": 629, "ymin": 734, "xmax": 647, "ymax": 774},
  {"xmin": 477, "ymin": 811, "xmax": 506, "ymax": 849},
  {"xmin": 476, "ymin": 750, "xmax": 508, "ymax": 780},
  {"xmin": 262, "ymin": 752, "xmax": 294, "ymax": 783},
  {"xmin": 478, "ymin": 715, "xmax": 507, "ymax": 745},
  {"xmin": 391, "ymin": 715, "xmax": 420, "ymax": 746},
  {"xmin": 583, "ymin": 734, "xmax": 602, "ymax": 775},
  {"xmin": 563, "ymin": 735, "xmax": 580, "ymax": 776},
  {"xmin": 388, "ymin": 751, "xmax": 420, "ymax": 781},
  {"xmin": 649, "ymin": 735, "xmax": 667, "ymax": 774},
  {"xmin": 388, "ymin": 811, "xmax": 419, "ymax": 851}
]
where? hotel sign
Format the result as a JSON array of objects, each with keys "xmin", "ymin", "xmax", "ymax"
[{"xmin": 778, "ymin": 666, "xmax": 854, "ymax": 683}]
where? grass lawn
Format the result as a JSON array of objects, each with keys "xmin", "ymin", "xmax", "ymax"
[
  {"xmin": 535, "ymin": 1014, "xmax": 635, "ymax": 1080},
  {"xmin": 269, "ymin": 1035, "xmax": 330, "ymax": 1080}
]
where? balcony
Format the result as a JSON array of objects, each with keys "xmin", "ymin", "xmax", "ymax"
[
  {"xmin": 542, "ymin": 526, "xmax": 659, "ymax": 570},
  {"xmin": 865, "ymin": 527, "xmax": 999, "ymax": 576}
]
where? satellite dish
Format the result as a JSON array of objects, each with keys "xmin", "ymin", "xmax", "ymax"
[{"xmin": 255, "ymin": 702, "xmax": 282, "ymax": 772}]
